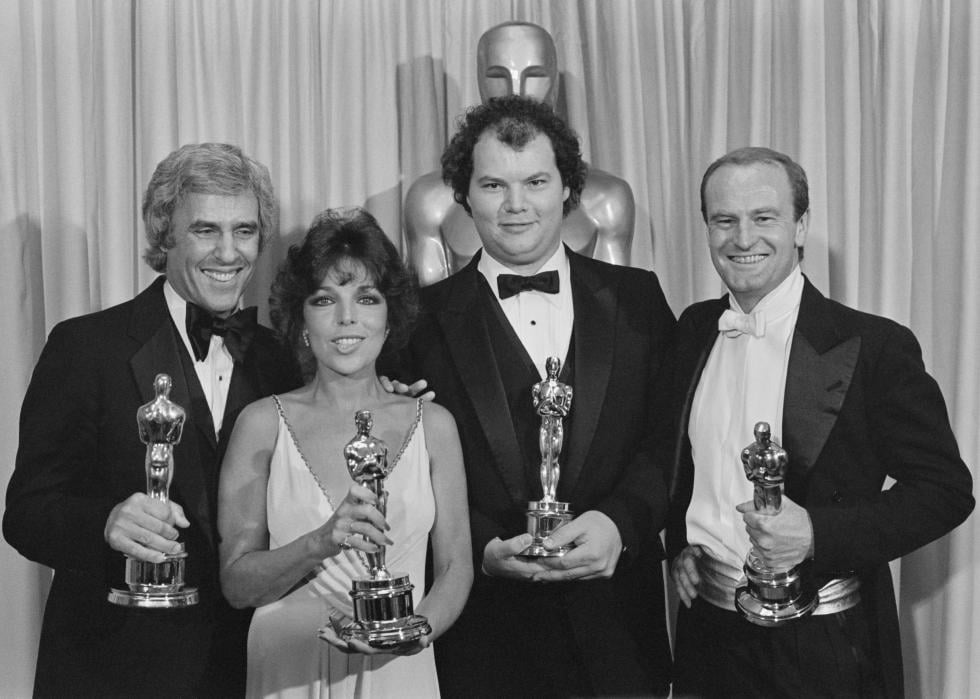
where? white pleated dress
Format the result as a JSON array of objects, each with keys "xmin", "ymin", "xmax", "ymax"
[{"xmin": 246, "ymin": 398, "xmax": 438, "ymax": 699}]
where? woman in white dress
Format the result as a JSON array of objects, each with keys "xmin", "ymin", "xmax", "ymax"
[{"xmin": 218, "ymin": 208, "xmax": 472, "ymax": 698}]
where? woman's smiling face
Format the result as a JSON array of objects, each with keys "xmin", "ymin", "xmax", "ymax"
[{"xmin": 303, "ymin": 259, "xmax": 388, "ymax": 378}]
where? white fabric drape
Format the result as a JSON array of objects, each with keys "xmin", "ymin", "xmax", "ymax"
[{"xmin": 1, "ymin": 1, "xmax": 976, "ymax": 696}]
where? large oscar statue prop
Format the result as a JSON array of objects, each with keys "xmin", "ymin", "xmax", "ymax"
[
  {"xmin": 521, "ymin": 356, "xmax": 575, "ymax": 558},
  {"xmin": 734, "ymin": 422, "xmax": 816, "ymax": 625},
  {"xmin": 337, "ymin": 409, "xmax": 430, "ymax": 647},
  {"xmin": 108, "ymin": 374, "xmax": 199, "ymax": 608}
]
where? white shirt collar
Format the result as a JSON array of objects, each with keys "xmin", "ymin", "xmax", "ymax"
[
  {"xmin": 163, "ymin": 279, "xmax": 193, "ymax": 351},
  {"xmin": 728, "ymin": 264, "xmax": 804, "ymax": 323},
  {"xmin": 162, "ymin": 277, "xmax": 241, "ymax": 366}
]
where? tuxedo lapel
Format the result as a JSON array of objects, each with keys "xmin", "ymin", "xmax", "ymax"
[
  {"xmin": 561, "ymin": 254, "xmax": 615, "ymax": 495},
  {"xmin": 667, "ymin": 299, "xmax": 727, "ymax": 499},
  {"xmin": 679, "ymin": 302, "xmax": 726, "ymax": 429},
  {"xmin": 438, "ymin": 258, "xmax": 527, "ymax": 504},
  {"xmin": 127, "ymin": 278, "xmax": 214, "ymax": 545},
  {"xmin": 782, "ymin": 279, "xmax": 860, "ymax": 489},
  {"xmin": 671, "ymin": 283, "xmax": 859, "ymax": 496},
  {"xmin": 219, "ymin": 352, "xmax": 264, "ymax": 448}
]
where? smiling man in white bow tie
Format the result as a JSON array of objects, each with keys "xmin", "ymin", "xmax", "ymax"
[{"xmin": 663, "ymin": 146, "xmax": 973, "ymax": 698}]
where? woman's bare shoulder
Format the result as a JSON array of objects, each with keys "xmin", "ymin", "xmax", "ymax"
[{"xmin": 420, "ymin": 400, "xmax": 457, "ymax": 440}]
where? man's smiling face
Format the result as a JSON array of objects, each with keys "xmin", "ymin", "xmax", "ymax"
[
  {"xmin": 164, "ymin": 192, "xmax": 260, "ymax": 316},
  {"xmin": 704, "ymin": 162, "xmax": 808, "ymax": 312}
]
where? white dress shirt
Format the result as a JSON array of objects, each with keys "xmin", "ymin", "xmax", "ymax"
[
  {"xmin": 478, "ymin": 246, "xmax": 574, "ymax": 380},
  {"xmin": 164, "ymin": 281, "xmax": 234, "ymax": 436},
  {"xmin": 686, "ymin": 265, "xmax": 805, "ymax": 580}
]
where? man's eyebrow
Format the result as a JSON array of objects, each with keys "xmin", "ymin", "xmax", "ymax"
[
  {"xmin": 188, "ymin": 218, "xmax": 258, "ymax": 228},
  {"xmin": 708, "ymin": 206, "xmax": 780, "ymax": 220}
]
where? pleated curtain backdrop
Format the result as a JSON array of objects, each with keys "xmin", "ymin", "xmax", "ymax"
[{"xmin": 1, "ymin": 1, "xmax": 977, "ymax": 696}]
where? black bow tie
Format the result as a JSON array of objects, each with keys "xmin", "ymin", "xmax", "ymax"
[
  {"xmin": 185, "ymin": 303, "xmax": 257, "ymax": 363},
  {"xmin": 496, "ymin": 270, "xmax": 560, "ymax": 299}
]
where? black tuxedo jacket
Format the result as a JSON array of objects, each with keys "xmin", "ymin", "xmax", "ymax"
[
  {"xmin": 4, "ymin": 277, "xmax": 300, "ymax": 698},
  {"xmin": 401, "ymin": 249, "xmax": 676, "ymax": 696},
  {"xmin": 664, "ymin": 277, "xmax": 974, "ymax": 698}
]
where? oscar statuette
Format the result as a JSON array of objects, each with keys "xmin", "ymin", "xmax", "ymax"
[
  {"xmin": 734, "ymin": 422, "xmax": 817, "ymax": 625},
  {"xmin": 330, "ymin": 409, "xmax": 430, "ymax": 648},
  {"xmin": 520, "ymin": 356, "xmax": 575, "ymax": 558},
  {"xmin": 108, "ymin": 374, "xmax": 199, "ymax": 608}
]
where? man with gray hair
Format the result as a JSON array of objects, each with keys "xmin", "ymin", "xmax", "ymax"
[{"xmin": 4, "ymin": 143, "xmax": 300, "ymax": 697}]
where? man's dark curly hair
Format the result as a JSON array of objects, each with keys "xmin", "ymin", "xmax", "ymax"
[
  {"xmin": 269, "ymin": 207, "xmax": 419, "ymax": 381},
  {"xmin": 441, "ymin": 95, "xmax": 587, "ymax": 217}
]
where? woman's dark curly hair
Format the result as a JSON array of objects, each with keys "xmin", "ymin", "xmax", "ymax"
[
  {"xmin": 441, "ymin": 95, "xmax": 588, "ymax": 217},
  {"xmin": 269, "ymin": 207, "xmax": 419, "ymax": 381}
]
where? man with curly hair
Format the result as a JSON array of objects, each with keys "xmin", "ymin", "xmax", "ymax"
[
  {"xmin": 398, "ymin": 95, "xmax": 674, "ymax": 697},
  {"xmin": 4, "ymin": 143, "xmax": 300, "ymax": 697},
  {"xmin": 404, "ymin": 21, "xmax": 636, "ymax": 285}
]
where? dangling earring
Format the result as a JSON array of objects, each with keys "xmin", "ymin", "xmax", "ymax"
[
  {"xmin": 302, "ymin": 329, "xmax": 310, "ymax": 347},
  {"xmin": 384, "ymin": 327, "xmax": 390, "ymax": 339}
]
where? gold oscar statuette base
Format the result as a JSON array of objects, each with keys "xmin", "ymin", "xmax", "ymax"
[
  {"xmin": 108, "ymin": 548, "xmax": 199, "ymax": 609},
  {"xmin": 734, "ymin": 552, "xmax": 817, "ymax": 627},
  {"xmin": 520, "ymin": 500, "xmax": 574, "ymax": 558},
  {"xmin": 331, "ymin": 574, "xmax": 431, "ymax": 649}
]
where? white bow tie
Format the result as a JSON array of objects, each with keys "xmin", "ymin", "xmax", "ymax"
[{"xmin": 719, "ymin": 309, "xmax": 766, "ymax": 338}]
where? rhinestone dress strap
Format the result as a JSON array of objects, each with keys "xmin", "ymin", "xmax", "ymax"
[
  {"xmin": 271, "ymin": 394, "xmax": 335, "ymax": 509},
  {"xmin": 389, "ymin": 398, "xmax": 425, "ymax": 472}
]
